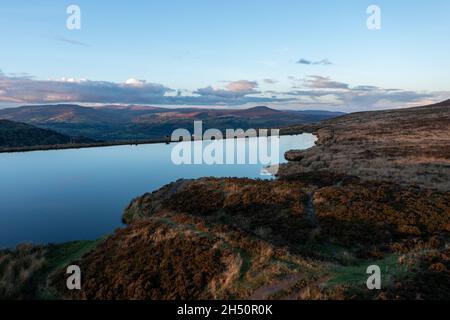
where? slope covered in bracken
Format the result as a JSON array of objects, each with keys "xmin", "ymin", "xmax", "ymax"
[
  {"xmin": 52, "ymin": 175, "xmax": 449, "ymax": 300},
  {"xmin": 52, "ymin": 178, "xmax": 325, "ymax": 300},
  {"xmin": 281, "ymin": 101, "xmax": 450, "ymax": 190}
]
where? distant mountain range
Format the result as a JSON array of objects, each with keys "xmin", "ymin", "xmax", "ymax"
[
  {"xmin": 0, "ymin": 119, "xmax": 95, "ymax": 149},
  {"xmin": 0, "ymin": 104, "xmax": 345, "ymax": 141}
]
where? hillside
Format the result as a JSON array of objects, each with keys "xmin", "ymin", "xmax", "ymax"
[
  {"xmin": 281, "ymin": 100, "xmax": 450, "ymax": 190},
  {"xmin": 0, "ymin": 104, "xmax": 344, "ymax": 141},
  {"xmin": 53, "ymin": 177, "xmax": 450, "ymax": 300},
  {"xmin": 0, "ymin": 101, "xmax": 448, "ymax": 300},
  {"xmin": 0, "ymin": 120, "xmax": 95, "ymax": 149}
]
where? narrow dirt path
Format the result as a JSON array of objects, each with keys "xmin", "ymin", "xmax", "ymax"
[
  {"xmin": 249, "ymin": 274, "xmax": 333, "ymax": 300},
  {"xmin": 249, "ymin": 192, "xmax": 323, "ymax": 300},
  {"xmin": 305, "ymin": 192, "xmax": 320, "ymax": 230},
  {"xmin": 249, "ymin": 274, "xmax": 304, "ymax": 300},
  {"xmin": 281, "ymin": 275, "xmax": 332, "ymax": 300}
]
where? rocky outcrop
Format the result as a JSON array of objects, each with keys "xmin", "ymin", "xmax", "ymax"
[{"xmin": 284, "ymin": 150, "xmax": 305, "ymax": 162}]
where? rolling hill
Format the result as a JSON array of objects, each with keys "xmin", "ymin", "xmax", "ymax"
[
  {"xmin": 0, "ymin": 104, "xmax": 344, "ymax": 141},
  {"xmin": 280, "ymin": 99, "xmax": 450, "ymax": 190},
  {"xmin": 0, "ymin": 120, "xmax": 95, "ymax": 149}
]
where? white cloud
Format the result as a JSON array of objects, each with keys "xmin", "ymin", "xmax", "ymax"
[
  {"xmin": 0, "ymin": 71, "xmax": 447, "ymax": 111},
  {"xmin": 125, "ymin": 78, "xmax": 147, "ymax": 87},
  {"xmin": 60, "ymin": 77, "xmax": 88, "ymax": 83}
]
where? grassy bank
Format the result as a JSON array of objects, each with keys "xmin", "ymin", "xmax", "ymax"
[{"xmin": 0, "ymin": 239, "xmax": 104, "ymax": 300}]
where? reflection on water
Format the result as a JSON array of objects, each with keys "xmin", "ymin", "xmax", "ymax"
[{"xmin": 0, "ymin": 134, "xmax": 316, "ymax": 248}]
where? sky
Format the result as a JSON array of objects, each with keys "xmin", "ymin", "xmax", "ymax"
[{"xmin": 0, "ymin": 0, "xmax": 449, "ymax": 111}]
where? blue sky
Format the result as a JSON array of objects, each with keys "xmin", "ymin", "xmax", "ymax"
[{"xmin": 0, "ymin": 0, "xmax": 449, "ymax": 111}]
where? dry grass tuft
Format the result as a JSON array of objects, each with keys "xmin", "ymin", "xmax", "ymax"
[{"xmin": 0, "ymin": 244, "xmax": 47, "ymax": 300}]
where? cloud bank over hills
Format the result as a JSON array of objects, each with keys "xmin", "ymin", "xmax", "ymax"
[{"xmin": 0, "ymin": 70, "xmax": 448, "ymax": 112}]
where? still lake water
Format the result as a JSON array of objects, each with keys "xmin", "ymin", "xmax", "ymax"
[{"xmin": 0, "ymin": 134, "xmax": 316, "ymax": 248}]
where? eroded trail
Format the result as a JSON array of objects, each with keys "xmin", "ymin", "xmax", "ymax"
[
  {"xmin": 281, "ymin": 275, "xmax": 332, "ymax": 300},
  {"xmin": 249, "ymin": 274, "xmax": 304, "ymax": 300},
  {"xmin": 306, "ymin": 192, "xmax": 320, "ymax": 229}
]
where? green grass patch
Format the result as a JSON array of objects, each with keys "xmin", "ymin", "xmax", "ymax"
[
  {"xmin": 37, "ymin": 238, "xmax": 105, "ymax": 299},
  {"xmin": 45, "ymin": 238, "xmax": 105, "ymax": 274},
  {"xmin": 327, "ymin": 254, "xmax": 408, "ymax": 288}
]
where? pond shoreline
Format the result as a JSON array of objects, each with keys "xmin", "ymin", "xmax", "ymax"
[
  {"xmin": 1, "ymin": 133, "xmax": 317, "ymax": 248},
  {"xmin": 0, "ymin": 130, "xmax": 304, "ymax": 154}
]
